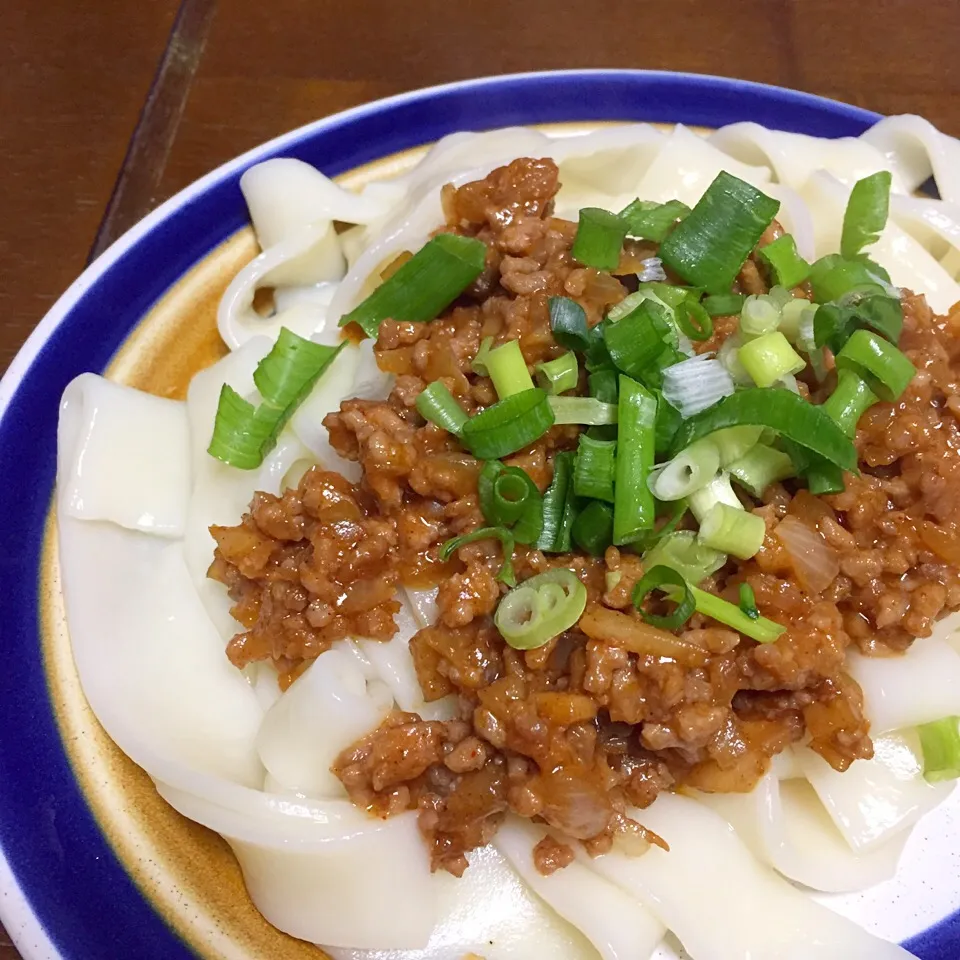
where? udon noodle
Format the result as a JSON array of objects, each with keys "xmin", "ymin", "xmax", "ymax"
[{"xmin": 57, "ymin": 116, "xmax": 960, "ymax": 959}]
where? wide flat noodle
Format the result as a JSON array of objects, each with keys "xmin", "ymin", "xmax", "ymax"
[
  {"xmin": 582, "ymin": 793, "xmax": 914, "ymax": 959},
  {"xmin": 58, "ymin": 373, "xmax": 190, "ymax": 537}
]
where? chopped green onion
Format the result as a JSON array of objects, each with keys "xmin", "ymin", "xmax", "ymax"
[
  {"xmin": 494, "ymin": 568, "xmax": 587, "ymax": 650},
  {"xmin": 549, "ymin": 295, "xmax": 608, "ymax": 363},
  {"xmin": 813, "ymin": 295, "xmax": 903, "ymax": 354},
  {"xmin": 588, "ymin": 367, "xmax": 619, "ymax": 405},
  {"xmin": 415, "ymin": 381, "xmax": 468, "ymax": 436},
  {"xmin": 340, "ymin": 234, "xmax": 486, "ymax": 338},
  {"xmin": 572, "ymin": 500, "xmax": 615, "ymax": 556},
  {"xmin": 670, "ymin": 388, "xmax": 858, "ymax": 474},
  {"xmin": 834, "ymin": 329, "xmax": 916, "ymax": 402},
  {"xmin": 702, "ymin": 293, "xmax": 746, "ymax": 317},
  {"xmin": 632, "ymin": 564, "xmax": 696, "ymax": 630},
  {"xmin": 659, "ymin": 171, "xmax": 780, "ymax": 294},
  {"xmin": 631, "ymin": 500, "xmax": 690, "ymax": 554},
  {"xmin": 918, "ymin": 717, "xmax": 960, "ymax": 783},
  {"xmin": 740, "ymin": 295, "xmax": 782, "ymax": 339},
  {"xmin": 613, "ymin": 376, "xmax": 657, "ymax": 544},
  {"xmin": 477, "ymin": 461, "xmax": 544, "ymax": 544},
  {"xmin": 603, "ymin": 299, "xmax": 677, "ymax": 379},
  {"xmin": 805, "ymin": 460, "xmax": 846, "ymax": 496},
  {"xmin": 572, "ymin": 207, "xmax": 628, "ymax": 270},
  {"xmin": 537, "ymin": 451, "xmax": 577, "ymax": 553},
  {"xmin": 711, "ymin": 425, "xmax": 765, "ymax": 466},
  {"xmin": 841, "ymin": 171, "xmax": 892, "ymax": 259},
  {"xmin": 440, "ymin": 526, "xmax": 517, "ymax": 587},
  {"xmin": 662, "ymin": 355, "xmax": 735, "ymax": 418},
  {"xmin": 688, "ymin": 472, "xmax": 742, "ymax": 524},
  {"xmin": 486, "ymin": 339, "xmax": 534, "ymax": 400},
  {"xmin": 757, "ymin": 234, "xmax": 811, "ymax": 289},
  {"xmin": 620, "ymin": 198, "xmax": 692, "ymax": 242},
  {"xmin": 738, "ymin": 582, "xmax": 760, "ymax": 620},
  {"xmin": 536, "ymin": 352, "xmax": 579, "ymax": 395},
  {"xmin": 639, "ymin": 282, "xmax": 704, "ymax": 309},
  {"xmin": 822, "ymin": 368, "xmax": 879, "ymax": 437},
  {"xmin": 684, "ymin": 584, "xmax": 785, "ymax": 643},
  {"xmin": 778, "ymin": 297, "xmax": 815, "ymax": 342},
  {"xmin": 655, "ymin": 392, "xmax": 683, "ymax": 456},
  {"xmin": 461, "ymin": 388, "xmax": 555, "ymax": 459},
  {"xmin": 728, "ymin": 443, "xmax": 796, "ymax": 497},
  {"xmin": 808, "ymin": 254, "xmax": 885, "ymax": 304},
  {"xmin": 698, "ymin": 503, "xmax": 765, "ymax": 560},
  {"xmin": 650, "ymin": 439, "xmax": 721, "ymax": 501},
  {"xmin": 574, "ymin": 434, "xmax": 617, "ymax": 503},
  {"xmin": 675, "ymin": 300, "xmax": 713, "ymax": 341},
  {"xmin": 643, "ymin": 531, "xmax": 726, "ymax": 586},
  {"xmin": 718, "ymin": 334, "xmax": 753, "ymax": 387},
  {"xmin": 548, "ymin": 396, "xmax": 618, "ymax": 425},
  {"xmin": 471, "ymin": 335, "xmax": 494, "ymax": 376},
  {"xmin": 208, "ymin": 329, "xmax": 344, "ymax": 469},
  {"xmin": 738, "ymin": 331, "xmax": 806, "ymax": 389}
]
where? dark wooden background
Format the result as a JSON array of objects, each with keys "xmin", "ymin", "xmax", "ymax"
[{"xmin": 2, "ymin": 0, "xmax": 959, "ymax": 955}]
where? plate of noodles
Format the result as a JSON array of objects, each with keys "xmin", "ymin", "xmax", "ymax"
[{"xmin": 5, "ymin": 69, "xmax": 960, "ymax": 960}]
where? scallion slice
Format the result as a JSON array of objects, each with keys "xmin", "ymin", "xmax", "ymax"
[
  {"xmin": 675, "ymin": 300, "xmax": 714, "ymax": 341},
  {"xmin": 834, "ymin": 329, "xmax": 916, "ymax": 401},
  {"xmin": 619, "ymin": 198, "xmax": 692, "ymax": 242},
  {"xmin": 548, "ymin": 396, "xmax": 618, "ymax": 425},
  {"xmin": 574, "ymin": 434, "xmax": 617, "ymax": 503},
  {"xmin": 822, "ymin": 368, "xmax": 879, "ymax": 437},
  {"xmin": 738, "ymin": 582, "xmax": 760, "ymax": 620},
  {"xmin": 659, "ymin": 171, "xmax": 780, "ymax": 294},
  {"xmin": 813, "ymin": 294, "xmax": 903, "ymax": 354},
  {"xmin": 613, "ymin": 376, "xmax": 657, "ymax": 544},
  {"xmin": 738, "ymin": 331, "xmax": 806, "ymax": 388},
  {"xmin": 703, "ymin": 293, "xmax": 746, "ymax": 317},
  {"xmin": 603, "ymin": 299, "xmax": 676, "ymax": 378},
  {"xmin": 918, "ymin": 717, "xmax": 960, "ymax": 783},
  {"xmin": 632, "ymin": 564, "xmax": 696, "ymax": 630},
  {"xmin": 728, "ymin": 443, "xmax": 796, "ymax": 497},
  {"xmin": 669, "ymin": 388, "xmax": 859, "ymax": 474},
  {"xmin": 650, "ymin": 438, "xmax": 721, "ymax": 501},
  {"xmin": 698, "ymin": 503, "xmax": 766, "ymax": 560},
  {"xmin": 778, "ymin": 297, "xmax": 815, "ymax": 343},
  {"xmin": 808, "ymin": 254, "xmax": 885, "ymax": 304},
  {"xmin": 537, "ymin": 450, "xmax": 577, "ymax": 553},
  {"xmin": 711, "ymin": 425, "xmax": 765, "ymax": 466},
  {"xmin": 461, "ymin": 388, "xmax": 555, "ymax": 459},
  {"xmin": 549, "ymin": 295, "xmax": 608, "ymax": 363},
  {"xmin": 415, "ymin": 381, "xmax": 468, "ymax": 436},
  {"xmin": 841, "ymin": 171, "xmax": 892, "ymax": 259},
  {"xmin": 208, "ymin": 329, "xmax": 344, "ymax": 469},
  {"xmin": 440, "ymin": 526, "xmax": 517, "ymax": 587},
  {"xmin": 494, "ymin": 568, "xmax": 587, "ymax": 650},
  {"xmin": 757, "ymin": 234, "xmax": 811, "ymax": 289},
  {"xmin": 536, "ymin": 352, "xmax": 579, "ymax": 395},
  {"xmin": 572, "ymin": 500, "xmax": 615, "ymax": 556},
  {"xmin": 588, "ymin": 367, "xmax": 619, "ymax": 405},
  {"xmin": 471, "ymin": 336, "xmax": 495, "ymax": 376},
  {"xmin": 477, "ymin": 460, "xmax": 544, "ymax": 545},
  {"xmin": 655, "ymin": 391, "xmax": 684, "ymax": 456},
  {"xmin": 643, "ymin": 531, "xmax": 726, "ymax": 586},
  {"xmin": 572, "ymin": 207, "xmax": 629, "ymax": 270},
  {"xmin": 740, "ymin": 295, "xmax": 783, "ymax": 339},
  {"xmin": 340, "ymin": 233, "xmax": 487, "ymax": 337},
  {"xmin": 688, "ymin": 472, "xmax": 742, "ymax": 524},
  {"xmin": 486, "ymin": 339, "xmax": 535, "ymax": 399},
  {"xmin": 662, "ymin": 354, "xmax": 736, "ymax": 419},
  {"xmin": 684, "ymin": 584, "xmax": 784, "ymax": 643}
]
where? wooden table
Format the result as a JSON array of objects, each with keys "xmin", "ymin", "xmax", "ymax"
[{"xmin": 2, "ymin": 0, "xmax": 959, "ymax": 955}]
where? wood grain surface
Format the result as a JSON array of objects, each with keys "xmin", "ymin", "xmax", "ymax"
[{"xmin": 2, "ymin": 0, "xmax": 960, "ymax": 956}]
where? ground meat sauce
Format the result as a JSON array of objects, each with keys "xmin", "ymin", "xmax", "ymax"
[{"xmin": 208, "ymin": 157, "xmax": 960, "ymax": 876}]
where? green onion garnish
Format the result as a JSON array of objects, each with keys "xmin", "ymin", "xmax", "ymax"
[
  {"xmin": 834, "ymin": 329, "xmax": 916, "ymax": 402},
  {"xmin": 918, "ymin": 717, "xmax": 960, "ymax": 783},
  {"xmin": 486, "ymin": 339, "xmax": 535, "ymax": 400},
  {"xmin": 728, "ymin": 443, "xmax": 796, "ymax": 497},
  {"xmin": 572, "ymin": 500, "xmax": 615, "ymax": 556},
  {"xmin": 603, "ymin": 299, "xmax": 676, "ymax": 379},
  {"xmin": 613, "ymin": 376, "xmax": 657, "ymax": 545},
  {"xmin": 494, "ymin": 568, "xmax": 587, "ymax": 650},
  {"xmin": 340, "ymin": 233, "xmax": 487, "ymax": 338},
  {"xmin": 632, "ymin": 564, "xmax": 696, "ymax": 631},
  {"xmin": 688, "ymin": 472, "xmax": 743, "ymax": 524},
  {"xmin": 738, "ymin": 331, "xmax": 806, "ymax": 388},
  {"xmin": 588, "ymin": 367, "xmax": 619, "ymax": 405},
  {"xmin": 471, "ymin": 336, "xmax": 495, "ymax": 376},
  {"xmin": 548, "ymin": 296, "xmax": 608, "ymax": 364},
  {"xmin": 702, "ymin": 293, "xmax": 746, "ymax": 317},
  {"xmin": 778, "ymin": 297, "xmax": 815, "ymax": 343},
  {"xmin": 535, "ymin": 352, "xmax": 579, "ymax": 395},
  {"xmin": 654, "ymin": 392, "xmax": 683, "ymax": 457},
  {"xmin": 659, "ymin": 171, "xmax": 780, "ymax": 294},
  {"xmin": 740, "ymin": 294, "xmax": 782, "ymax": 339},
  {"xmin": 643, "ymin": 530, "xmax": 726, "ymax": 586},
  {"xmin": 415, "ymin": 381, "xmax": 468, "ymax": 436},
  {"xmin": 805, "ymin": 460, "xmax": 846, "ymax": 496},
  {"xmin": 675, "ymin": 300, "xmax": 713, "ymax": 341},
  {"xmin": 841, "ymin": 171, "xmax": 892, "ymax": 260},
  {"xmin": 808, "ymin": 254, "xmax": 886, "ymax": 304},
  {"xmin": 757, "ymin": 234, "xmax": 811, "ymax": 289},
  {"xmin": 711, "ymin": 425, "xmax": 765, "ymax": 466},
  {"xmin": 821, "ymin": 368, "xmax": 879, "ymax": 437},
  {"xmin": 738, "ymin": 582, "xmax": 760, "ymax": 620},
  {"xmin": 684, "ymin": 583, "xmax": 784, "ymax": 643},
  {"xmin": 670, "ymin": 388, "xmax": 859, "ymax": 474},
  {"xmin": 813, "ymin": 295, "xmax": 903, "ymax": 354},
  {"xmin": 571, "ymin": 207, "xmax": 629, "ymax": 270},
  {"xmin": 661, "ymin": 355, "xmax": 735, "ymax": 419},
  {"xmin": 208, "ymin": 328, "xmax": 344, "ymax": 469},
  {"xmin": 439, "ymin": 526, "xmax": 517, "ymax": 587},
  {"xmin": 548, "ymin": 396, "xmax": 618, "ymax": 425},
  {"xmin": 537, "ymin": 450, "xmax": 577, "ymax": 554},
  {"xmin": 461, "ymin": 388, "xmax": 555, "ymax": 459},
  {"xmin": 698, "ymin": 503, "xmax": 766, "ymax": 560},
  {"xmin": 619, "ymin": 198, "xmax": 692, "ymax": 242},
  {"xmin": 574, "ymin": 434, "xmax": 617, "ymax": 503},
  {"xmin": 650, "ymin": 439, "xmax": 721, "ymax": 501},
  {"xmin": 477, "ymin": 460, "xmax": 544, "ymax": 544}
]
